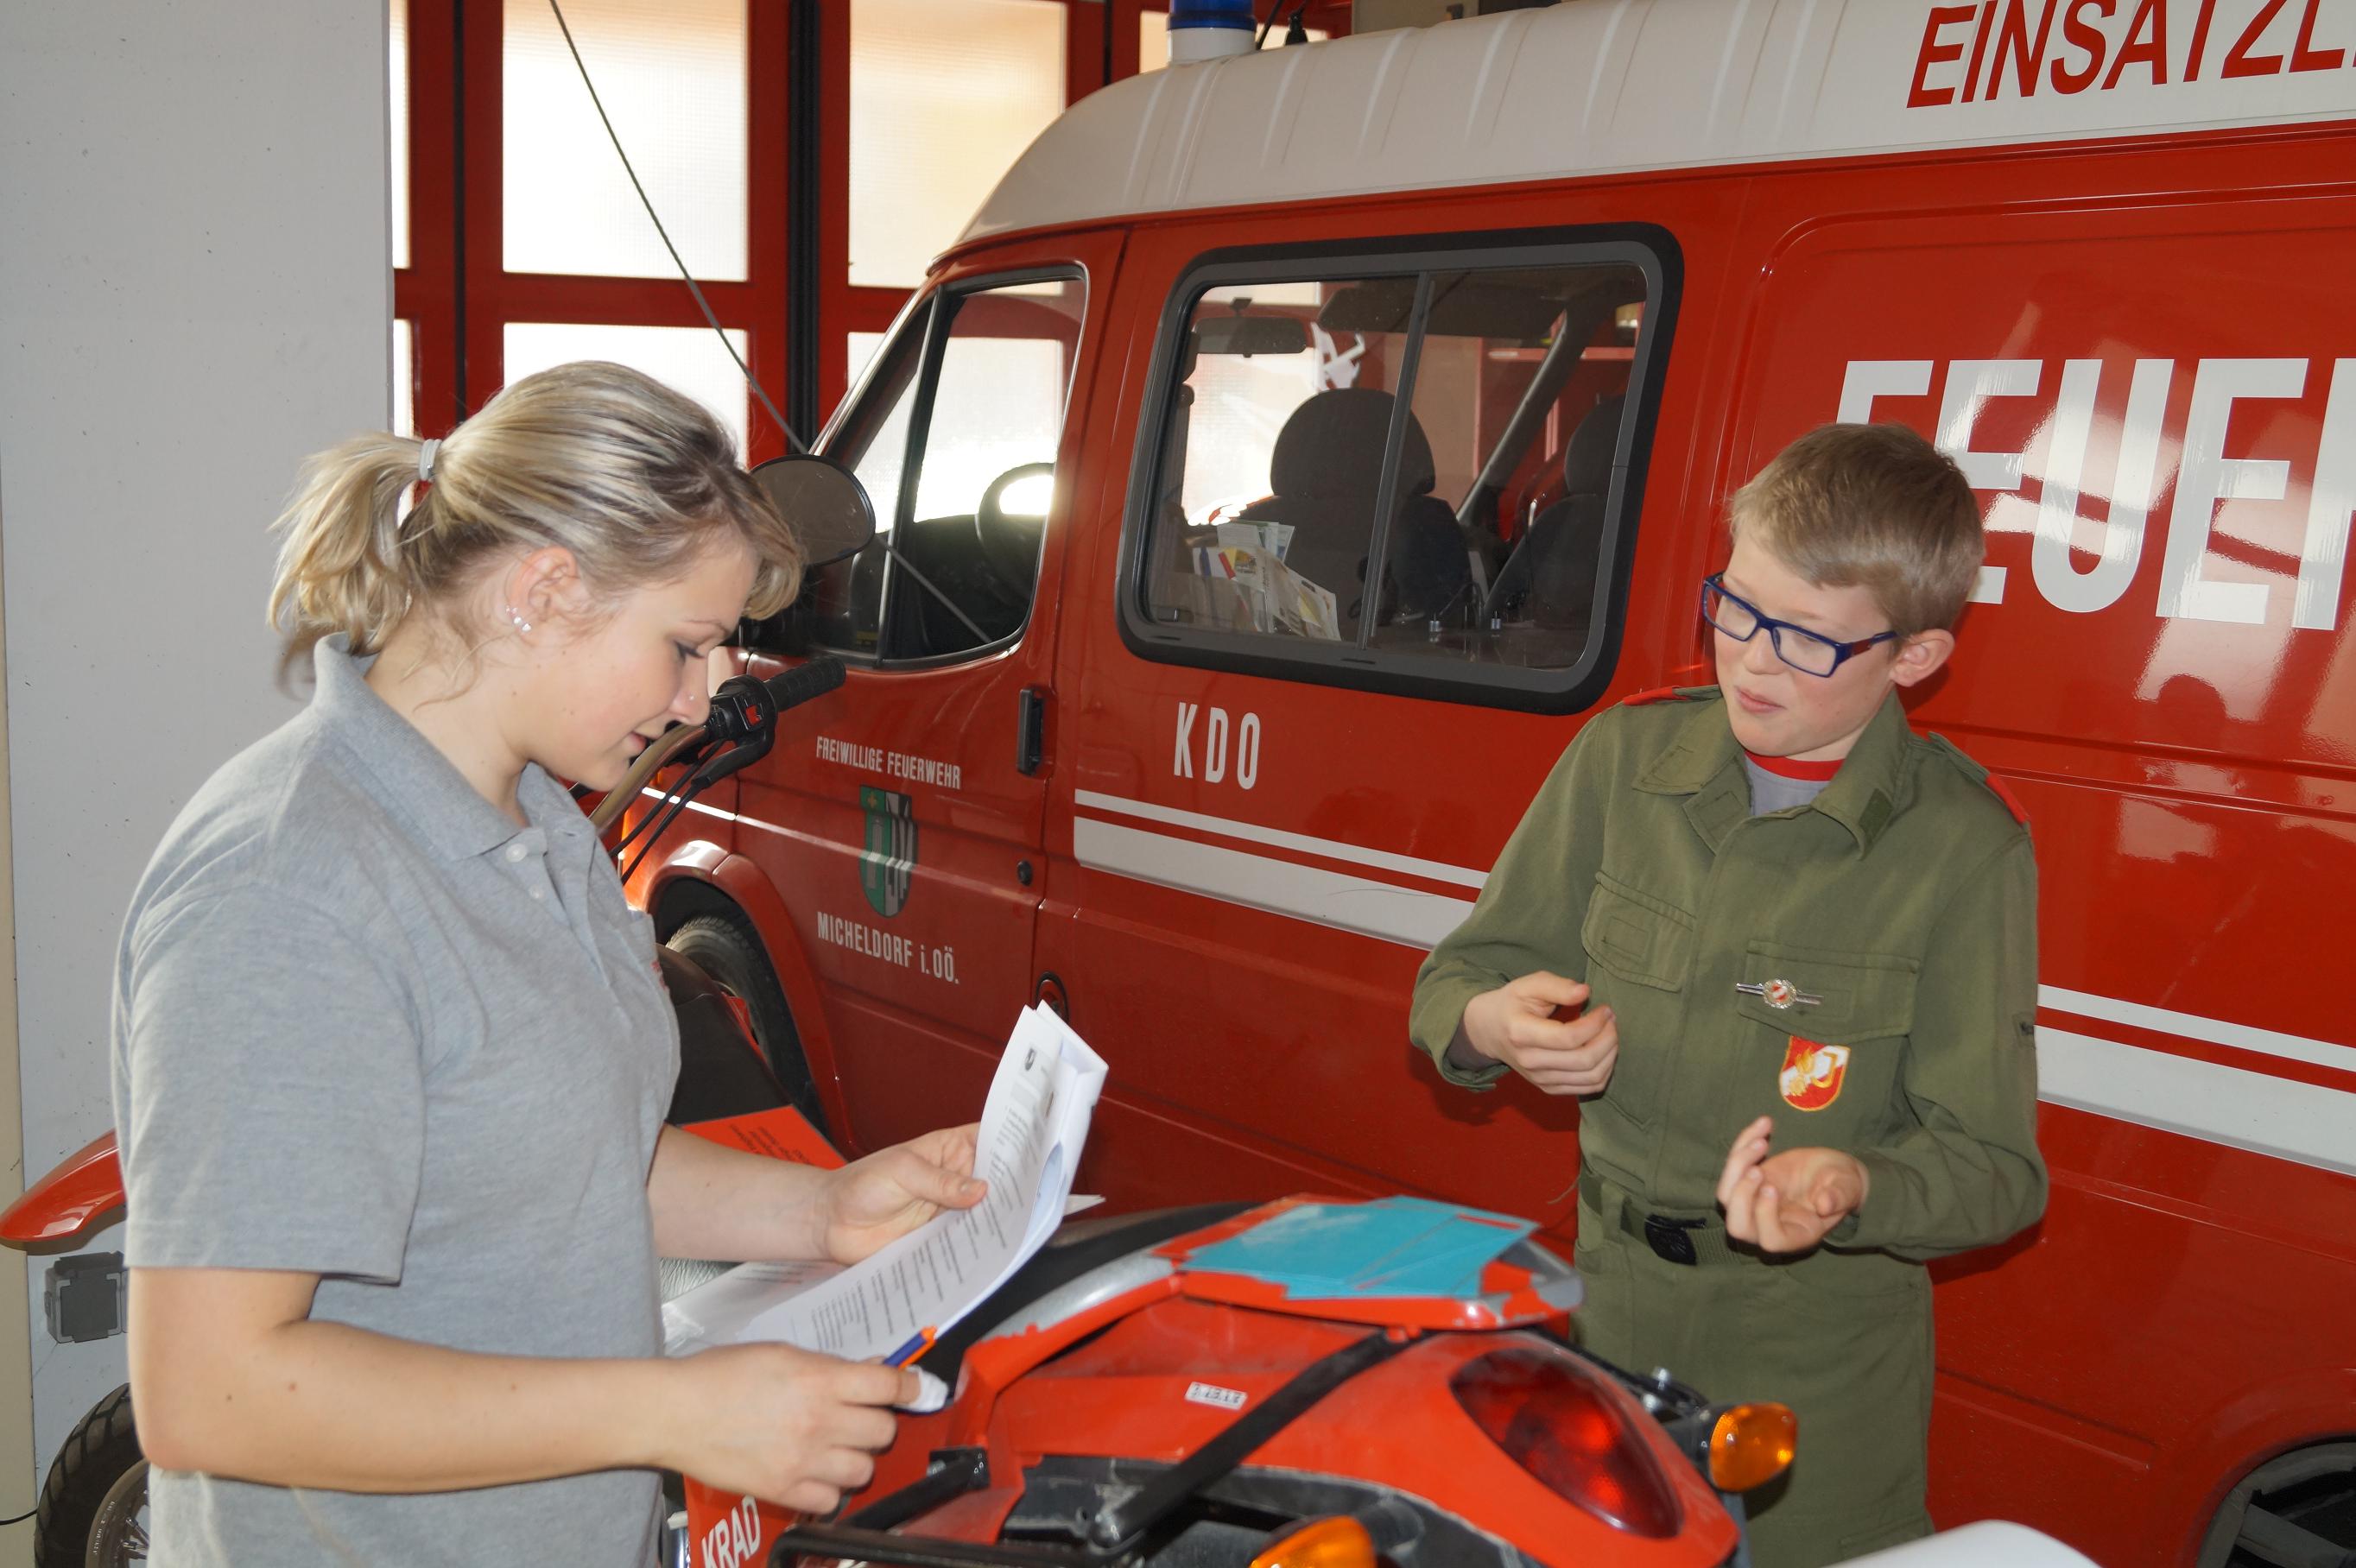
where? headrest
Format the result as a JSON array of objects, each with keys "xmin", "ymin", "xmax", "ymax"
[
  {"xmin": 1269, "ymin": 388, "xmax": 1436, "ymax": 502},
  {"xmin": 1561, "ymin": 395, "xmax": 1624, "ymax": 498}
]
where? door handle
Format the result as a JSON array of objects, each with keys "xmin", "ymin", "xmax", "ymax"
[
  {"xmin": 1035, "ymin": 971, "xmax": 1069, "ymax": 1021},
  {"xmin": 1016, "ymin": 686, "xmax": 1047, "ymax": 776}
]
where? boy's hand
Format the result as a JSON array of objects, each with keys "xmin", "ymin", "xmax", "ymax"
[
  {"xmin": 822, "ymin": 1124, "xmax": 986, "ymax": 1266},
  {"xmin": 1460, "ymin": 973, "xmax": 1618, "ymax": 1097},
  {"xmin": 1716, "ymin": 1115, "xmax": 1869, "ymax": 1254}
]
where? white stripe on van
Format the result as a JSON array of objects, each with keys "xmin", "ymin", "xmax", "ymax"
[
  {"xmin": 2036, "ymin": 1028, "xmax": 2356, "ymax": 1179},
  {"xmin": 1070, "ymin": 800, "xmax": 2356, "ymax": 1172},
  {"xmin": 2038, "ymin": 987, "xmax": 2356, "ymax": 1076},
  {"xmin": 1074, "ymin": 798, "xmax": 2356, "ymax": 1070},
  {"xmin": 1072, "ymin": 816, "xmax": 1475, "ymax": 950},
  {"xmin": 1074, "ymin": 790, "xmax": 1490, "ymax": 888}
]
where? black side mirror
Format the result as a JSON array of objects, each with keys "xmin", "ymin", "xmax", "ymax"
[{"xmin": 753, "ymin": 452, "xmax": 876, "ymax": 569}]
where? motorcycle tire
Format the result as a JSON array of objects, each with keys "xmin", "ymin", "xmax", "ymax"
[
  {"xmin": 35, "ymin": 1382, "xmax": 146, "ymax": 1568},
  {"xmin": 665, "ymin": 913, "xmax": 828, "ymax": 1135}
]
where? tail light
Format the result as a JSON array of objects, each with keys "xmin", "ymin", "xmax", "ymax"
[
  {"xmin": 1451, "ymin": 1344, "xmax": 1682, "ymax": 1539},
  {"xmin": 1249, "ymin": 1515, "xmax": 1377, "ymax": 1568},
  {"xmin": 1707, "ymin": 1402, "xmax": 1797, "ymax": 1492}
]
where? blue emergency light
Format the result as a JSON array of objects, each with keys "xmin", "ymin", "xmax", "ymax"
[{"xmin": 1167, "ymin": 0, "xmax": 1256, "ymax": 62}]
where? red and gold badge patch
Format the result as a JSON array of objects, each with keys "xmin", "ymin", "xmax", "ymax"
[{"xmin": 1778, "ymin": 1036, "xmax": 1850, "ymax": 1111}]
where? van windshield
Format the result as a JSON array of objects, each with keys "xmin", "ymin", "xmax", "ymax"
[{"xmin": 1141, "ymin": 260, "xmax": 1649, "ymax": 674}]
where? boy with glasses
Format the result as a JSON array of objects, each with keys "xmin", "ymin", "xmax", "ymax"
[{"xmin": 1411, "ymin": 422, "xmax": 2046, "ymax": 1567}]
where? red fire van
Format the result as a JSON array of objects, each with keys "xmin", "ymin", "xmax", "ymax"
[{"xmin": 636, "ymin": 4, "xmax": 2356, "ymax": 1562}]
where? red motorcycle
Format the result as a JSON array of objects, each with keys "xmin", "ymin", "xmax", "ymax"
[{"xmin": 719, "ymin": 1189, "xmax": 1789, "ymax": 1568}]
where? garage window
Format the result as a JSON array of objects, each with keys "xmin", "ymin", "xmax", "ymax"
[
  {"xmin": 1121, "ymin": 231, "xmax": 1676, "ymax": 711},
  {"xmin": 779, "ymin": 271, "xmax": 1086, "ymax": 664}
]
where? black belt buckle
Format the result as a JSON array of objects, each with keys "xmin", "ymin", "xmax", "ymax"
[{"xmin": 1643, "ymin": 1214, "xmax": 1703, "ymax": 1265}]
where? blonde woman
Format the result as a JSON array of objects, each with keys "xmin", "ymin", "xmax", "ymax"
[{"xmin": 111, "ymin": 362, "xmax": 981, "ymax": 1565}]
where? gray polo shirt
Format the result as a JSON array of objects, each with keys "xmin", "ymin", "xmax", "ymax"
[{"xmin": 112, "ymin": 635, "xmax": 680, "ymax": 1566}]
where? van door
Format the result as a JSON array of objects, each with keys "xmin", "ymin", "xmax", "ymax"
[
  {"xmin": 734, "ymin": 249, "xmax": 1115, "ymax": 1152},
  {"xmin": 1037, "ymin": 223, "xmax": 1681, "ymax": 1229}
]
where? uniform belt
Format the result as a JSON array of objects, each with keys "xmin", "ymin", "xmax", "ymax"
[{"xmin": 1577, "ymin": 1169, "xmax": 1745, "ymax": 1267}]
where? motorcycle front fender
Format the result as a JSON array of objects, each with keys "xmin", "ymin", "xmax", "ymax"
[{"xmin": 1, "ymin": 1131, "xmax": 123, "ymax": 1247}]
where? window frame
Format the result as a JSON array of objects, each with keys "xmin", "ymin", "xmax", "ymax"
[
  {"xmin": 396, "ymin": 0, "xmax": 1191, "ymax": 448},
  {"xmin": 773, "ymin": 263, "xmax": 1090, "ymax": 671},
  {"xmin": 1114, "ymin": 224, "xmax": 1683, "ymax": 714}
]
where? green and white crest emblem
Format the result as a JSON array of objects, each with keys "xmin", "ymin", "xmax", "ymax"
[{"xmin": 860, "ymin": 787, "xmax": 917, "ymax": 918}]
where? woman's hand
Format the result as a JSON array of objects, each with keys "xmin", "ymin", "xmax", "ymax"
[
  {"xmin": 1716, "ymin": 1115, "xmax": 1869, "ymax": 1254},
  {"xmin": 1460, "ymin": 973, "xmax": 1618, "ymax": 1096},
  {"xmin": 656, "ymin": 1344, "xmax": 919, "ymax": 1514},
  {"xmin": 822, "ymin": 1124, "xmax": 986, "ymax": 1266}
]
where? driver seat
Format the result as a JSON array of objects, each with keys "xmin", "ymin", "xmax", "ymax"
[
  {"xmin": 1486, "ymin": 394, "xmax": 1623, "ymax": 633},
  {"xmin": 1232, "ymin": 388, "xmax": 1468, "ymax": 635}
]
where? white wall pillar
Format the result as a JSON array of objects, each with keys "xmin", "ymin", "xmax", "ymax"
[{"xmin": 0, "ymin": 0, "xmax": 391, "ymax": 1488}]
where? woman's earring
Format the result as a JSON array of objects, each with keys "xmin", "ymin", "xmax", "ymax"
[{"xmin": 509, "ymin": 605, "xmax": 532, "ymax": 635}]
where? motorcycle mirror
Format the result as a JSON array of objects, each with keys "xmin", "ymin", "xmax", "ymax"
[{"xmin": 753, "ymin": 452, "xmax": 876, "ymax": 570}]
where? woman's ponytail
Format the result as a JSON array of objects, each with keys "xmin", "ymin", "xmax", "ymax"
[{"xmin": 267, "ymin": 432, "xmax": 440, "ymax": 667}]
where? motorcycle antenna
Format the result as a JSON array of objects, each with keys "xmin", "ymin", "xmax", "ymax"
[{"xmin": 548, "ymin": 0, "xmax": 808, "ymax": 456}]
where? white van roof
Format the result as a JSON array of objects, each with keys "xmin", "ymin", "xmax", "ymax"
[{"xmin": 962, "ymin": 0, "xmax": 2356, "ymax": 247}]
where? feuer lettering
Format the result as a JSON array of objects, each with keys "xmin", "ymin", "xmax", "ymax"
[{"xmin": 1839, "ymin": 355, "xmax": 2353, "ymax": 630}]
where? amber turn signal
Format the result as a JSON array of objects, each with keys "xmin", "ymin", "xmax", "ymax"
[
  {"xmin": 1707, "ymin": 1402, "xmax": 1798, "ymax": 1492},
  {"xmin": 1249, "ymin": 1514, "xmax": 1378, "ymax": 1568}
]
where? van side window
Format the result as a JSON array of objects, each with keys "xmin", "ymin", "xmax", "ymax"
[
  {"xmin": 786, "ymin": 274, "xmax": 1085, "ymax": 663},
  {"xmin": 1125, "ymin": 238, "xmax": 1669, "ymax": 711}
]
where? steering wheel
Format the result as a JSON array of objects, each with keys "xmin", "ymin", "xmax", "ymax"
[{"xmin": 972, "ymin": 462, "xmax": 1056, "ymax": 603}]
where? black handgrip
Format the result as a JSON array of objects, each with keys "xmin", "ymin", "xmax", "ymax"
[{"xmin": 760, "ymin": 654, "xmax": 846, "ymax": 714}]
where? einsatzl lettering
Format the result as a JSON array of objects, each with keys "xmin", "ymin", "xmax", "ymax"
[
  {"xmin": 1840, "ymin": 357, "xmax": 2353, "ymax": 629},
  {"xmin": 1909, "ymin": 0, "xmax": 2356, "ymax": 106}
]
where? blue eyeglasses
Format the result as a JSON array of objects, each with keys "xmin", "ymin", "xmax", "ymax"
[{"xmin": 1700, "ymin": 576, "xmax": 1900, "ymax": 678}]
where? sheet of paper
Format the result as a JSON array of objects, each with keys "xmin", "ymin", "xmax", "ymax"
[
  {"xmin": 681, "ymin": 1104, "xmax": 844, "ymax": 1167},
  {"xmin": 662, "ymin": 1004, "xmax": 1106, "ymax": 1361}
]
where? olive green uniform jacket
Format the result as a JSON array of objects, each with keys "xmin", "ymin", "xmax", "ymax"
[{"xmin": 1409, "ymin": 687, "xmax": 2047, "ymax": 1565}]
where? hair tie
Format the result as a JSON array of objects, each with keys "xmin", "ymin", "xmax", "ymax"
[{"xmin": 416, "ymin": 438, "xmax": 440, "ymax": 483}]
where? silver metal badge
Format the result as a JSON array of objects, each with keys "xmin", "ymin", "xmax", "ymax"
[{"xmin": 1737, "ymin": 977, "xmax": 1821, "ymax": 1010}]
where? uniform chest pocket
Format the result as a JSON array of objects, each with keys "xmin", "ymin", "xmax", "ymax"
[
  {"xmin": 1734, "ymin": 941, "xmax": 1917, "ymax": 1044},
  {"xmin": 1581, "ymin": 872, "xmax": 1696, "ymax": 991},
  {"xmin": 1579, "ymin": 873, "xmax": 1697, "ymax": 1139}
]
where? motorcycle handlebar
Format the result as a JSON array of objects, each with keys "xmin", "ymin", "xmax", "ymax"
[
  {"xmin": 590, "ymin": 654, "xmax": 848, "ymax": 834},
  {"xmin": 760, "ymin": 653, "xmax": 846, "ymax": 714}
]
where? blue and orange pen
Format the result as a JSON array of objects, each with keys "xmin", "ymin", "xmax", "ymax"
[{"xmin": 884, "ymin": 1329, "xmax": 936, "ymax": 1369}]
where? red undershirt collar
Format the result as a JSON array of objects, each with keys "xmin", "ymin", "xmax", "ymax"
[{"xmin": 1743, "ymin": 748, "xmax": 1844, "ymax": 781}]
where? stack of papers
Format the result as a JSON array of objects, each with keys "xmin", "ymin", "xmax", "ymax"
[{"xmin": 662, "ymin": 1004, "xmax": 1107, "ymax": 1363}]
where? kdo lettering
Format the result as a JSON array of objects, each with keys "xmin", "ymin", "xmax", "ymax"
[{"xmin": 1173, "ymin": 703, "xmax": 1263, "ymax": 789}]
